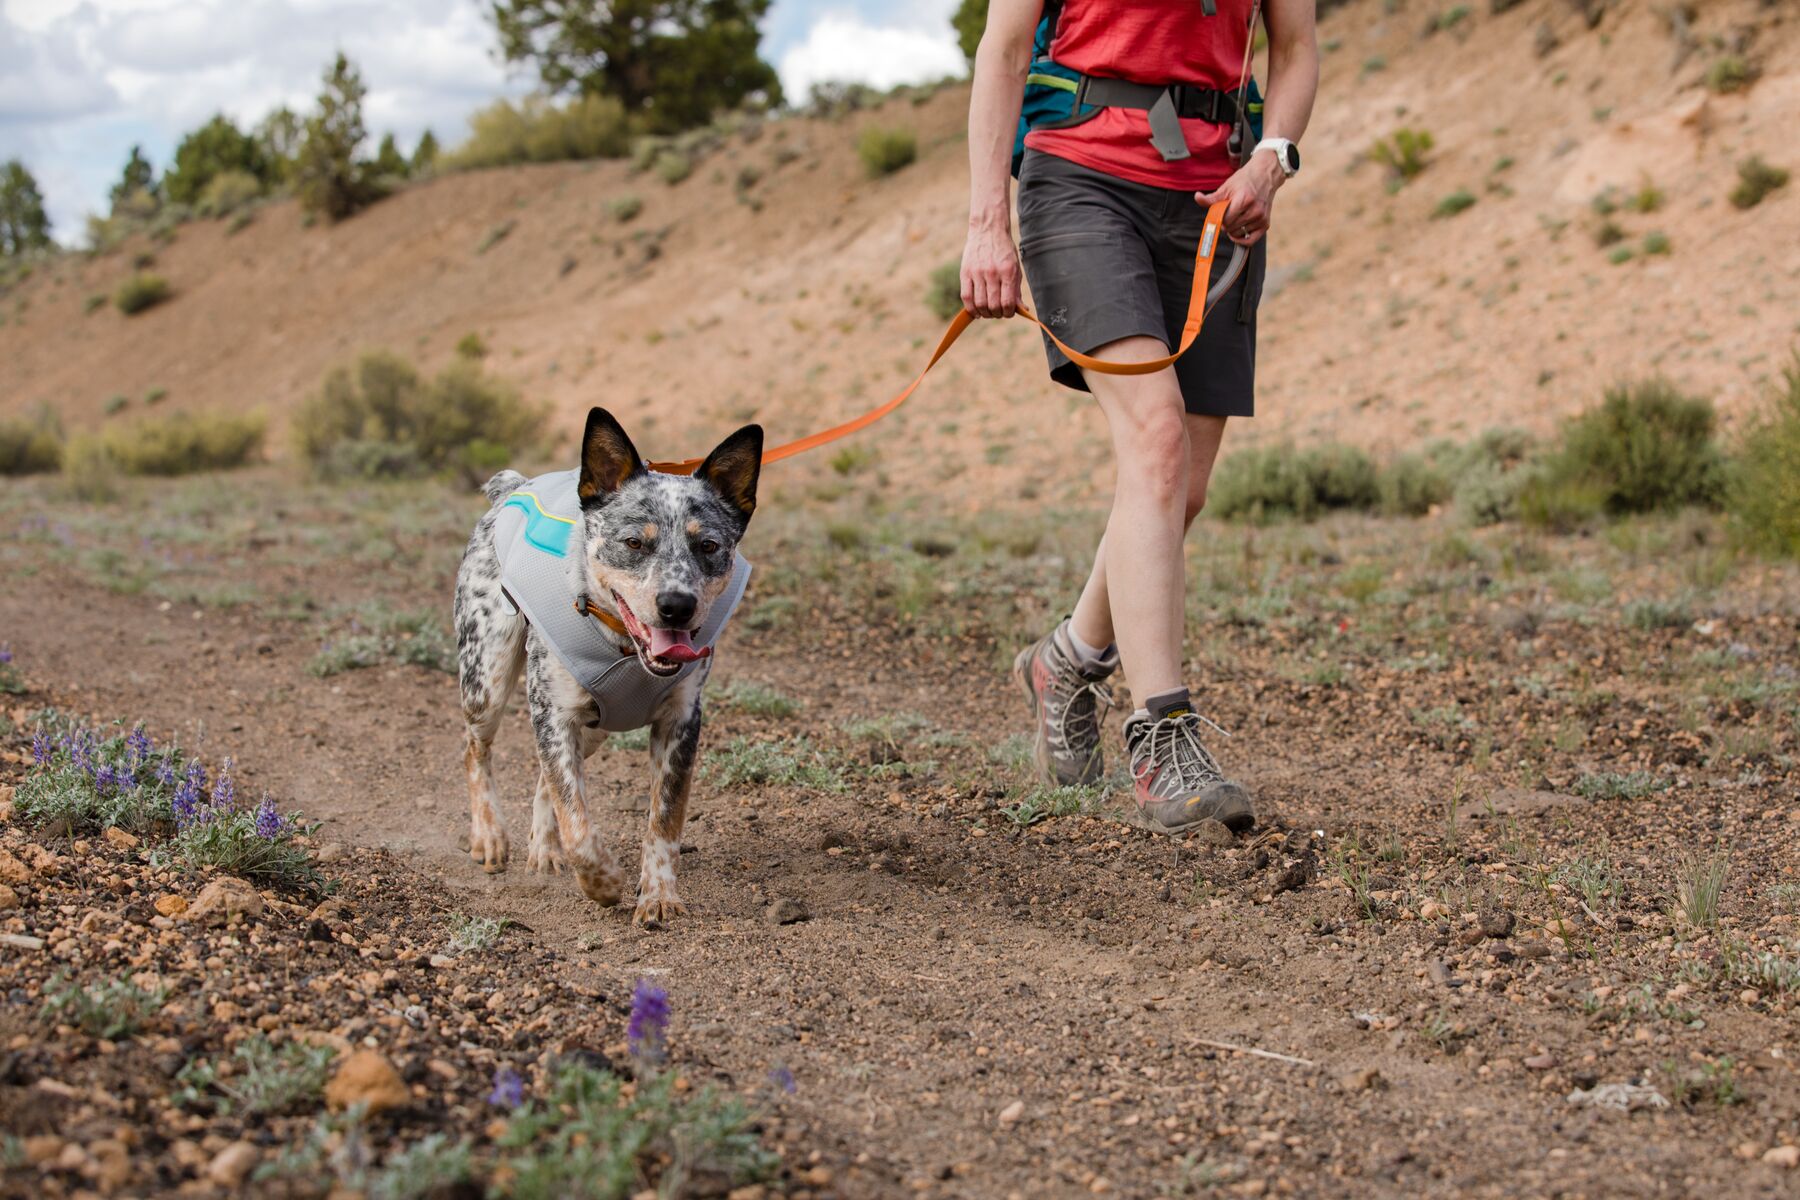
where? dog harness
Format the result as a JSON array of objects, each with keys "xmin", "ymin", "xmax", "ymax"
[{"xmin": 492, "ymin": 469, "xmax": 751, "ymax": 733}]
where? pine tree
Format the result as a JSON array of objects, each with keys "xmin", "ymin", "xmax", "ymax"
[
  {"xmin": 953, "ymin": 0, "xmax": 989, "ymax": 62},
  {"xmin": 295, "ymin": 53, "xmax": 380, "ymax": 222},
  {"xmin": 164, "ymin": 115, "xmax": 269, "ymax": 206},
  {"xmin": 0, "ymin": 160, "xmax": 52, "ymax": 257},
  {"xmin": 257, "ymin": 106, "xmax": 305, "ymax": 186},
  {"xmin": 374, "ymin": 132, "xmax": 409, "ymax": 179},
  {"xmin": 109, "ymin": 146, "xmax": 158, "ymax": 214},
  {"xmin": 411, "ymin": 130, "xmax": 440, "ymax": 175},
  {"xmin": 488, "ymin": 0, "xmax": 781, "ymax": 134}
]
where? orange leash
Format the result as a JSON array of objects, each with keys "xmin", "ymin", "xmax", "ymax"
[{"xmin": 647, "ymin": 200, "xmax": 1230, "ymax": 475}]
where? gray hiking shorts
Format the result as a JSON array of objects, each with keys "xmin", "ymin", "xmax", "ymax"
[{"xmin": 1016, "ymin": 149, "xmax": 1266, "ymax": 418}]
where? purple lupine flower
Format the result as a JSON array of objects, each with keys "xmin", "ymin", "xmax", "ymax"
[
  {"xmin": 31, "ymin": 731, "xmax": 51, "ymax": 766},
  {"xmin": 212, "ymin": 759, "xmax": 236, "ymax": 812},
  {"xmin": 768, "ymin": 1065, "xmax": 797, "ymax": 1094},
  {"xmin": 488, "ymin": 1067, "xmax": 525, "ymax": 1108},
  {"xmin": 94, "ymin": 764, "xmax": 117, "ymax": 793},
  {"xmin": 0, "ymin": 645, "xmax": 12, "ymax": 664},
  {"xmin": 115, "ymin": 767, "xmax": 136, "ymax": 792},
  {"xmin": 627, "ymin": 979, "xmax": 670, "ymax": 1063},
  {"xmin": 127, "ymin": 726, "xmax": 151, "ymax": 767},
  {"xmin": 173, "ymin": 762, "xmax": 206, "ymax": 826},
  {"xmin": 156, "ymin": 757, "xmax": 178, "ymax": 788},
  {"xmin": 253, "ymin": 795, "xmax": 283, "ymax": 839}
]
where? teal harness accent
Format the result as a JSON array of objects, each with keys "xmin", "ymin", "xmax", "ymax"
[{"xmin": 501, "ymin": 490, "xmax": 576, "ymax": 557}]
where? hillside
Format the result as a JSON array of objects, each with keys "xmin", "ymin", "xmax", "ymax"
[{"xmin": 3, "ymin": 0, "xmax": 1797, "ymax": 508}]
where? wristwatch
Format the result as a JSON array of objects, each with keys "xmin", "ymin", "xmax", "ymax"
[{"xmin": 1255, "ymin": 137, "xmax": 1301, "ymax": 178}]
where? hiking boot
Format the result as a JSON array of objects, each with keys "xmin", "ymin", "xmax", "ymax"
[
  {"xmin": 1124, "ymin": 710, "xmax": 1254, "ymax": 834},
  {"xmin": 1013, "ymin": 621, "xmax": 1116, "ymax": 787}
]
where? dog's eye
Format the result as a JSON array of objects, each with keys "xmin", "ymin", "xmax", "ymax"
[
  {"xmin": 698, "ymin": 539, "xmax": 719, "ymax": 555},
  {"xmin": 623, "ymin": 537, "xmax": 644, "ymax": 551}
]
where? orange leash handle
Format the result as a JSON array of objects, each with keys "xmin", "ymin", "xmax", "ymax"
[{"xmin": 647, "ymin": 200, "xmax": 1231, "ymax": 475}]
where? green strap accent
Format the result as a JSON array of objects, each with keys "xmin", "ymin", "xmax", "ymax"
[{"xmin": 1026, "ymin": 72, "xmax": 1079, "ymax": 93}]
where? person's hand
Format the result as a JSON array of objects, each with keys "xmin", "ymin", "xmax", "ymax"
[
  {"xmin": 960, "ymin": 219, "xmax": 1022, "ymax": 318},
  {"xmin": 1196, "ymin": 152, "xmax": 1286, "ymax": 246}
]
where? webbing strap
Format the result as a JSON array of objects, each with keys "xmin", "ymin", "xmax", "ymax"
[{"xmin": 647, "ymin": 200, "xmax": 1233, "ymax": 475}]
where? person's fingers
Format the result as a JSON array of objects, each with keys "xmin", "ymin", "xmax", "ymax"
[
  {"xmin": 959, "ymin": 271, "xmax": 976, "ymax": 315},
  {"xmin": 974, "ymin": 271, "xmax": 998, "ymax": 319},
  {"xmin": 1000, "ymin": 273, "xmax": 1019, "ymax": 317}
]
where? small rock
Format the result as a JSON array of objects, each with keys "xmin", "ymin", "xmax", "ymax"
[
  {"xmin": 324, "ymin": 1050, "xmax": 410, "ymax": 1115},
  {"xmin": 765, "ymin": 897, "xmax": 810, "ymax": 926},
  {"xmin": 0, "ymin": 849, "xmax": 29, "ymax": 885},
  {"xmin": 1739, "ymin": 989, "xmax": 1760, "ymax": 1006},
  {"xmin": 315, "ymin": 842, "xmax": 348, "ymax": 863},
  {"xmin": 185, "ymin": 877, "xmax": 263, "ymax": 926},
  {"xmin": 997, "ymin": 1100, "xmax": 1025, "ymax": 1125},
  {"xmin": 1419, "ymin": 900, "xmax": 1447, "ymax": 921},
  {"xmin": 1478, "ymin": 909, "xmax": 1515, "ymax": 939},
  {"xmin": 101, "ymin": 827, "xmax": 139, "ymax": 851},
  {"xmin": 1524, "ymin": 1054, "xmax": 1557, "ymax": 1071},
  {"xmin": 21, "ymin": 1135, "xmax": 63, "ymax": 1165},
  {"xmin": 0, "ymin": 884, "xmax": 17, "ymax": 911},
  {"xmin": 1427, "ymin": 959, "xmax": 1457, "ymax": 986},
  {"xmin": 88, "ymin": 1139, "xmax": 131, "ymax": 1191},
  {"xmin": 153, "ymin": 894, "xmax": 187, "ymax": 918},
  {"xmin": 1764, "ymin": 1145, "xmax": 1800, "ymax": 1169},
  {"xmin": 1341, "ymin": 1067, "xmax": 1384, "ymax": 1092},
  {"xmin": 207, "ymin": 1142, "xmax": 259, "ymax": 1188}
]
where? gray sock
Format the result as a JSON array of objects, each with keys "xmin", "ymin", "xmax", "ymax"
[
  {"xmin": 1062, "ymin": 621, "xmax": 1118, "ymax": 673},
  {"xmin": 1144, "ymin": 688, "xmax": 1193, "ymax": 721}
]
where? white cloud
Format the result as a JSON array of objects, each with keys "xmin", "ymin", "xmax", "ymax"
[{"xmin": 776, "ymin": 10, "xmax": 964, "ymax": 101}]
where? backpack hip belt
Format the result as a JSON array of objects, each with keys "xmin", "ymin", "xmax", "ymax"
[{"xmin": 1068, "ymin": 76, "xmax": 1246, "ymax": 163}]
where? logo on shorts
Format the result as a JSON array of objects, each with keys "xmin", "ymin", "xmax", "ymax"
[{"xmin": 1047, "ymin": 306, "xmax": 1069, "ymax": 328}]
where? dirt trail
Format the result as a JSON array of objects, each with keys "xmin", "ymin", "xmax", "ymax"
[{"xmin": 7, "ymin": 565, "xmax": 1793, "ymax": 1198}]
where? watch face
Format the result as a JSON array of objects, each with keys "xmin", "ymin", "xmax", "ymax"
[{"xmin": 1284, "ymin": 144, "xmax": 1301, "ymax": 173}]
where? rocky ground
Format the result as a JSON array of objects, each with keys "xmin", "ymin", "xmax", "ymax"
[{"xmin": 1, "ymin": 469, "xmax": 1797, "ymax": 1197}]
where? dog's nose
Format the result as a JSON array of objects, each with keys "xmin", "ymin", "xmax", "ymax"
[{"xmin": 656, "ymin": 590, "xmax": 697, "ymax": 627}]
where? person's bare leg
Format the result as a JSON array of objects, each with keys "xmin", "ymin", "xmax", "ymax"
[
  {"xmin": 1070, "ymin": 411, "xmax": 1228, "ymax": 658},
  {"xmin": 1061, "ymin": 338, "xmax": 1196, "ymax": 702}
]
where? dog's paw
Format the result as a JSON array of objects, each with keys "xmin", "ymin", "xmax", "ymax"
[
  {"xmin": 633, "ymin": 881, "xmax": 687, "ymax": 928},
  {"xmin": 468, "ymin": 825, "xmax": 510, "ymax": 873},
  {"xmin": 526, "ymin": 836, "xmax": 566, "ymax": 875},
  {"xmin": 570, "ymin": 844, "xmax": 625, "ymax": 906}
]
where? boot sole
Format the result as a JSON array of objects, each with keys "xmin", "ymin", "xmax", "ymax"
[{"xmin": 1122, "ymin": 783, "xmax": 1256, "ymax": 836}]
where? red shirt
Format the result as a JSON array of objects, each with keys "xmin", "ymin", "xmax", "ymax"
[{"xmin": 1025, "ymin": 0, "xmax": 1253, "ymax": 191}]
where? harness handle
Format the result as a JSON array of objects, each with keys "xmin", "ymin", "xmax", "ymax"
[{"xmin": 648, "ymin": 200, "xmax": 1239, "ymax": 475}]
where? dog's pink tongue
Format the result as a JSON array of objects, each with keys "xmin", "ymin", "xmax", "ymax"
[{"xmin": 649, "ymin": 627, "xmax": 707, "ymax": 663}]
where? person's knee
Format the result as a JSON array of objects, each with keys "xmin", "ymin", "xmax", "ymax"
[
  {"xmin": 1116, "ymin": 404, "xmax": 1188, "ymax": 503},
  {"xmin": 1184, "ymin": 474, "xmax": 1209, "ymax": 527}
]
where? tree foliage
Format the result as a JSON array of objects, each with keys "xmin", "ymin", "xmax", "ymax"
[
  {"xmin": 109, "ymin": 146, "xmax": 158, "ymax": 214},
  {"xmin": 412, "ymin": 130, "xmax": 441, "ymax": 174},
  {"xmin": 487, "ymin": 0, "xmax": 781, "ymax": 134},
  {"xmin": 164, "ymin": 115, "xmax": 270, "ymax": 206},
  {"xmin": 0, "ymin": 160, "xmax": 52, "ymax": 257},
  {"xmin": 295, "ymin": 53, "xmax": 381, "ymax": 222},
  {"xmin": 374, "ymin": 132, "xmax": 409, "ymax": 179},
  {"xmin": 256, "ymin": 106, "xmax": 305, "ymax": 185},
  {"xmin": 952, "ymin": 0, "xmax": 988, "ymax": 62}
]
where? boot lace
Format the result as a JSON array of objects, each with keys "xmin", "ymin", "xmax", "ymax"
[{"xmin": 1138, "ymin": 711, "xmax": 1231, "ymax": 794}]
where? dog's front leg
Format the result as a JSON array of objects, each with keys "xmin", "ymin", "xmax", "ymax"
[
  {"xmin": 526, "ymin": 642, "xmax": 625, "ymax": 905},
  {"xmin": 635, "ymin": 674, "xmax": 704, "ymax": 927}
]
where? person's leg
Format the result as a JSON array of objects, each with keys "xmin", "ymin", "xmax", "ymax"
[
  {"xmin": 1059, "ymin": 343, "xmax": 1206, "ymax": 703},
  {"xmin": 1069, "ymin": 411, "xmax": 1229, "ymax": 668}
]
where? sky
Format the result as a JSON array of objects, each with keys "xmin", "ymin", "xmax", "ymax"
[{"xmin": 0, "ymin": 0, "xmax": 964, "ymax": 242}]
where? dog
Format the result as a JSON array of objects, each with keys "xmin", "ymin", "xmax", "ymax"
[{"xmin": 453, "ymin": 408, "xmax": 762, "ymax": 926}]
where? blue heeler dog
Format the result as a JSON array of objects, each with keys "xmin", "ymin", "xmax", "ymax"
[{"xmin": 454, "ymin": 408, "xmax": 761, "ymax": 926}]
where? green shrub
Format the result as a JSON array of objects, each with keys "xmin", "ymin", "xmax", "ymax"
[
  {"xmin": 1642, "ymin": 231, "xmax": 1671, "ymax": 256},
  {"xmin": 1431, "ymin": 189, "xmax": 1476, "ymax": 218},
  {"xmin": 858, "ymin": 127, "xmax": 918, "ymax": 178},
  {"xmin": 926, "ymin": 258, "xmax": 963, "ymax": 320},
  {"xmin": 1378, "ymin": 453, "xmax": 1452, "ymax": 516},
  {"xmin": 455, "ymin": 331, "xmax": 488, "ymax": 359},
  {"xmin": 654, "ymin": 150, "xmax": 693, "ymax": 185},
  {"xmin": 98, "ymin": 411, "xmax": 266, "ymax": 476},
  {"xmin": 1210, "ymin": 442, "xmax": 1380, "ymax": 523},
  {"xmin": 1519, "ymin": 380, "xmax": 1723, "ymax": 527},
  {"xmin": 1730, "ymin": 156, "xmax": 1788, "ymax": 210},
  {"xmin": 0, "ymin": 408, "xmax": 63, "ymax": 475},
  {"xmin": 1704, "ymin": 55, "xmax": 1755, "ymax": 94},
  {"xmin": 447, "ymin": 95, "xmax": 633, "ymax": 171},
  {"xmin": 197, "ymin": 169, "xmax": 263, "ymax": 217},
  {"xmin": 63, "ymin": 437, "xmax": 120, "ymax": 502},
  {"xmin": 144, "ymin": 386, "xmax": 168, "ymax": 406},
  {"xmin": 40, "ymin": 972, "xmax": 167, "ymax": 1039},
  {"xmin": 114, "ymin": 273, "xmax": 171, "ymax": 315},
  {"xmin": 294, "ymin": 350, "xmax": 546, "ymax": 483},
  {"xmin": 477, "ymin": 219, "xmax": 516, "ymax": 254},
  {"xmin": 607, "ymin": 195, "xmax": 643, "ymax": 223},
  {"xmin": 174, "ymin": 1036, "xmax": 336, "ymax": 1117},
  {"xmin": 1370, "ymin": 128, "xmax": 1434, "ymax": 182},
  {"xmin": 1727, "ymin": 355, "xmax": 1800, "ymax": 558},
  {"xmin": 104, "ymin": 394, "xmax": 129, "ymax": 416}
]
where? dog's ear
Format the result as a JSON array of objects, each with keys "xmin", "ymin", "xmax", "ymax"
[
  {"xmin": 577, "ymin": 407, "xmax": 645, "ymax": 507},
  {"xmin": 695, "ymin": 424, "xmax": 763, "ymax": 527}
]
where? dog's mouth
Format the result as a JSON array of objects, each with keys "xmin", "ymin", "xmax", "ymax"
[{"xmin": 612, "ymin": 592, "xmax": 709, "ymax": 677}]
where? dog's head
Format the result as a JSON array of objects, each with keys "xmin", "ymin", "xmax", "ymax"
[{"xmin": 575, "ymin": 408, "xmax": 762, "ymax": 678}]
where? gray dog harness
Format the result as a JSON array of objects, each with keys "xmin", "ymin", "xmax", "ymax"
[{"xmin": 492, "ymin": 469, "xmax": 751, "ymax": 732}]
